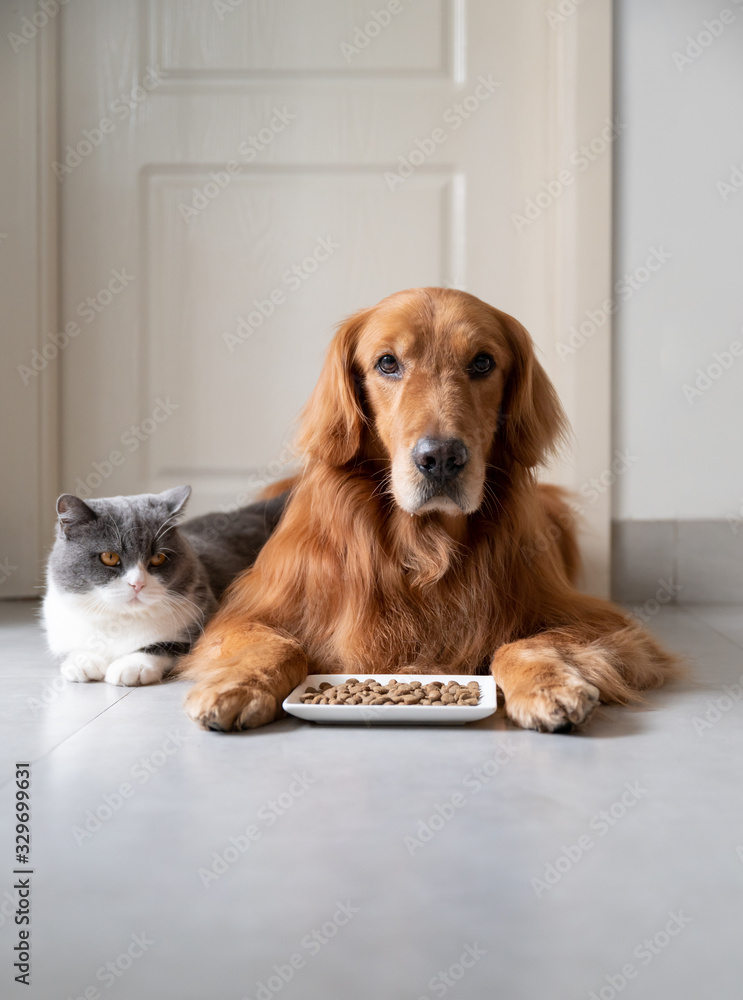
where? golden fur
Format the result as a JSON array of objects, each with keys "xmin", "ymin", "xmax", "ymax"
[{"xmin": 183, "ymin": 288, "xmax": 676, "ymax": 733}]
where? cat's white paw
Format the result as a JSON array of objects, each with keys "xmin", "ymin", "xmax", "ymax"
[
  {"xmin": 61, "ymin": 652, "xmax": 107, "ymax": 682},
  {"xmin": 105, "ymin": 652, "xmax": 171, "ymax": 687}
]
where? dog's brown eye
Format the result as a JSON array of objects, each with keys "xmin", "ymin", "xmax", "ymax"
[
  {"xmin": 470, "ymin": 353, "xmax": 495, "ymax": 378},
  {"xmin": 376, "ymin": 354, "xmax": 400, "ymax": 376}
]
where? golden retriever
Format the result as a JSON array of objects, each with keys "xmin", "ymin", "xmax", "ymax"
[{"xmin": 183, "ymin": 288, "xmax": 675, "ymax": 732}]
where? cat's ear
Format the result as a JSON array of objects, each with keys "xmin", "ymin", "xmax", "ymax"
[
  {"xmin": 56, "ymin": 495, "xmax": 97, "ymax": 536},
  {"xmin": 160, "ymin": 485, "xmax": 191, "ymax": 517}
]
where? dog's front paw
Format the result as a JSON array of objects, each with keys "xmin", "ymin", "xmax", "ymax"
[
  {"xmin": 505, "ymin": 661, "xmax": 600, "ymax": 733},
  {"xmin": 184, "ymin": 678, "xmax": 279, "ymax": 732},
  {"xmin": 61, "ymin": 651, "xmax": 107, "ymax": 683},
  {"xmin": 105, "ymin": 652, "xmax": 170, "ymax": 687}
]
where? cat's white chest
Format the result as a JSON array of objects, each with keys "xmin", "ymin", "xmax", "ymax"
[{"xmin": 42, "ymin": 578, "xmax": 187, "ymax": 659}]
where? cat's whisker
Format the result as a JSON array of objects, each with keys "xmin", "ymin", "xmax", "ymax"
[
  {"xmin": 153, "ymin": 513, "xmax": 183, "ymax": 546},
  {"xmin": 167, "ymin": 595, "xmax": 206, "ymax": 631}
]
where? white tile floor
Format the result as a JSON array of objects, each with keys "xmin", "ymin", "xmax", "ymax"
[{"xmin": 0, "ymin": 599, "xmax": 741, "ymax": 1000}]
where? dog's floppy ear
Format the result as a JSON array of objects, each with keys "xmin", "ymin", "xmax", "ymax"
[
  {"xmin": 296, "ymin": 309, "xmax": 370, "ymax": 465},
  {"xmin": 498, "ymin": 311, "xmax": 569, "ymax": 468}
]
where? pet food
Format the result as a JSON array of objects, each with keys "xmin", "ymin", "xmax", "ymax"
[{"xmin": 298, "ymin": 678, "xmax": 481, "ymax": 706}]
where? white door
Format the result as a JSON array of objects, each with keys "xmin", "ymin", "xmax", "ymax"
[{"xmin": 4, "ymin": 0, "xmax": 613, "ymax": 595}]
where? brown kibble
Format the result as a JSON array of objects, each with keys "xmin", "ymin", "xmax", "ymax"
[{"xmin": 300, "ymin": 678, "xmax": 480, "ymax": 707}]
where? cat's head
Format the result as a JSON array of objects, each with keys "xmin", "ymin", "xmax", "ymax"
[{"xmin": 48, "ymin": 486, "xmax": 196, "ymax": 613}]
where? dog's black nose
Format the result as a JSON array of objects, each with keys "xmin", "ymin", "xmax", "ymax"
[{"xmin": 412, "ymin": 438, "xmax": 468, "ymax": 482}]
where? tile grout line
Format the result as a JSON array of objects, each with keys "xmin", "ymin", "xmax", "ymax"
[
  {"xmin": 676, "ymin": 604, "xmax": 743, "ymax": 655},
  {"xmin": 0, "ymin": 691, "xmax": 133, "ymax": 790}
]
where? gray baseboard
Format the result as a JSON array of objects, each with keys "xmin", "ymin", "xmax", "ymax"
[{"xmin": 612, "ymin": 520, "xmax": 743, "ymax": 605}]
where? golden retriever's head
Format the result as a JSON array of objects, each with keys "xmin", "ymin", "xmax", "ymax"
[{"xmin": 298, "ymin": 288, "xmax": 567, "ymax": 515}]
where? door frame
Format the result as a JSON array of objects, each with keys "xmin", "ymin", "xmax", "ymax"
[{"xmin": 0, "ymin": 1, "xmax": 59, "ymax": 598}]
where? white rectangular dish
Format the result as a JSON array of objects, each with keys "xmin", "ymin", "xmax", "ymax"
[{"xmin": 283, "ymin": 674, "xmax": 497, "ymax": 726}]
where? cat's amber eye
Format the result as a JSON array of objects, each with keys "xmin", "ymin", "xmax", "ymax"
[
  {"xmin": 100, "ymin": 552, "xmax": 120, "ymax": 567},
  {"xmin": 149, "ymin": 552, "xmax": 167, "ymax": 567}
]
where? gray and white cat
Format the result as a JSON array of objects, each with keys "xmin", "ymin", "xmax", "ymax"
[{"xmin": 42, "ymin": 486, "xmax": 285, "ymax": 687}]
